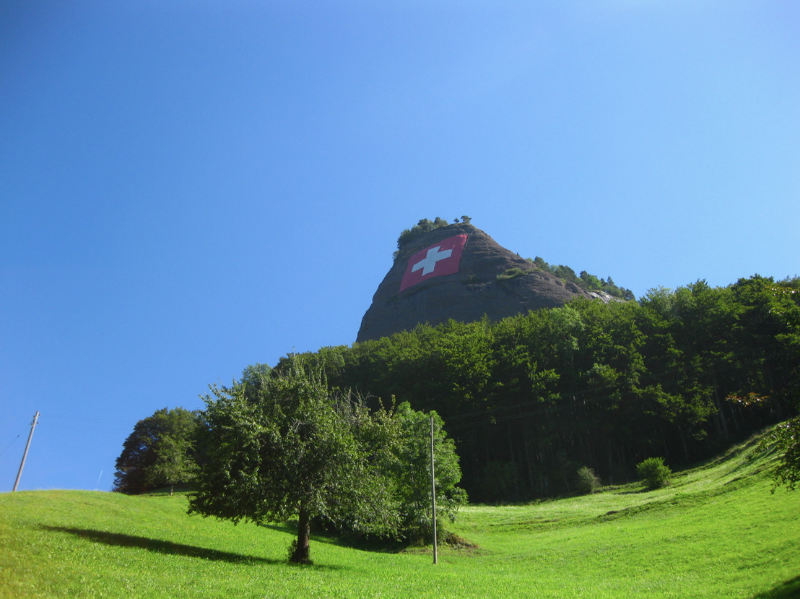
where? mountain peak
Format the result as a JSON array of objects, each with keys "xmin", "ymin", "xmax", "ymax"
[{"xmin": 356, "ymin": 224, "xmax": 614, "ymax": 342}]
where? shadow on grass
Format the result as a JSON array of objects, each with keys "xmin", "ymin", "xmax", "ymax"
[
  {"xmin": 616, "ymin": 487, "xmax": 651, "ymax": 495},
  {"xmin": 750, "ymin": 575, "xmax": 800, "ymax": 599},
  {"xmin": 261, "ymin": 520, "xmax": 477, "ymax": 555},
  {"xmin": 41, "ymin": 526, "xmax": 343, "ymax": 570},
  {"xmin": 261, "ymin": 521, "xmax": 408, "ymax": 553}
]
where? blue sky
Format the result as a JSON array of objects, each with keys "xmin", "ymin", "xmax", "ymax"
[{"xmin": 1, "ymin": 1, "xmax": 798, "ymax": 492}]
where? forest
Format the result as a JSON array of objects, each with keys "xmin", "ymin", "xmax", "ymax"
[{"xmin": 277, "ymin": 274, "xmax": 800, "ymax": 503}]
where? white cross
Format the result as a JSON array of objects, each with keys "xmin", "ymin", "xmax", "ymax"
[{"xmin": 412, "ymin": 246, "xmax": 453, "ymax": 276}]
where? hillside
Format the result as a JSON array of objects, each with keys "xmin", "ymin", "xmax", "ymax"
[
  {"xmin": 1, "ymin": 431, "xmax": 798, "ymax": 598},
  {"xmin": 357, "ymin": 222, "xmax": 618, "ymax": 342}
]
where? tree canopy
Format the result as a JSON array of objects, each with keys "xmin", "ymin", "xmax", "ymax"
[
  {"xmin": 395, "ymin": 217, "xmax": 453, "ymax": 257},
  {"xmin": 282, "ymin": 274, "xmax": 800, "ymax": 502},
  {"xmin": 188, "ymin": 360, "xmax": 400, "ymax": 563},
  {"xmin": 188, "ymin": 359, "xmax": 467, "ymax": 562},
  {"xmin": 113, "ymin": 407, "xmax": 201, "ymax": 494},
  {"xmin": 383, "ymin": 401, "xmax": 467, "ymax": 541},
  {"xmin": 529, "ymin": 255, "xmax": 635, "ymax": 300}
]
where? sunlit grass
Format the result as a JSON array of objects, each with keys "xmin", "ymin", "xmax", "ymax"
[{"xmin": 1, "ymin": 431, "xmax": 798, "ymax": 598}]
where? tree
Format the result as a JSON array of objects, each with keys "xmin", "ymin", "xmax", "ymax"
[
  {"xmin": 384, "ymin": 402, "xmax": 467, "ymax": 541},
  {"xmin": 729, "ymin": 393, "xmax": 800, "ymax": 493},
  {"xmin": 113, "ymin": 407, "xmax": 201, "ymax": 494},
  {"xmin": 767, "ymin": 417, "xmax": 800, "ymax": 491},
  {"xmin": 145, "ymin": 432, "xmax": 198, "ymax": 495},
  {"xmin": 395, "ymin": 217, "xmax": 452, "ymax": 256},
  {"xmin": 188, "ymin": 359, "xmax": 400, "ymax": 564}
]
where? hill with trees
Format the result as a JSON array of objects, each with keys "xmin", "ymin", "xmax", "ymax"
[
  {"xmin": 288, "ymin": 274, "xmax": 800, "ymax": 502},
  {"xmin": 358, "ymin": 219, "xmax": 630, "ymax": 342},
  {"xmin": 113, "ymin": 219, "xmax": 799, "ymax": 508}
]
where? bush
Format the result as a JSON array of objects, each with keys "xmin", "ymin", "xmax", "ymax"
[
  {"xmin": 496, "ymin": 268, "xmax": 528, "ymax": 282},
  {"xmin": 395, "ymin": 217, "xmax": 451, "ymax": 255},
  {"xmin": 636, "ymin": 457, "xmax": 672, "ymax": 489},
  {"xmin": 575, "ymin": 466, "xmax": 601, "ymax": 494}
]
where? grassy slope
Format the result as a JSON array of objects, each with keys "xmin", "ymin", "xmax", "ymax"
[{"xmin": 1, "ymin": 433, "xmax": 798, "ymax": 599}]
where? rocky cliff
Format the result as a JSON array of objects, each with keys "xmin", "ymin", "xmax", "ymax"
[{"xmin": 356, "ymin": 224, "xmax": 615, "ymax": 342}]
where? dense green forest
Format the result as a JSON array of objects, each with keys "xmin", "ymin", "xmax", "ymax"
[{"xmin": 278, "ymin": 275, "xmax": 800, "ymax": 503}]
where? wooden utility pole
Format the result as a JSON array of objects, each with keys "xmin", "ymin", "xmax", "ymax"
[
  {"xmin": 13, "ymin": 411, "xmax": 39, "ymax": 492},
  {"xmin": 430, "ymin": 415, "xmax": 438, "ymax": 565}
]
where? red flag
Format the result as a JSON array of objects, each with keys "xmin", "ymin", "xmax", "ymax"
[{"xmin": 399, "ymin": 234, "xmax": 468, "ymax": 292}]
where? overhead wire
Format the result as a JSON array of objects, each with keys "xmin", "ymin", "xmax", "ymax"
[{"xmin": 0, "ymin": 430, "xmax": 25, "ymax": 459}]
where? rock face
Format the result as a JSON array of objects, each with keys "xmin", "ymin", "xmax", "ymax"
[{"xmin": 356, "ymin": 224, "xmax": 615, "ymax": 343}]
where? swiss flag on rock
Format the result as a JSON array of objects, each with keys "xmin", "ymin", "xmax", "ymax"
[{"xmin": 399, "ymin": 234, "xmax": 468, "ymax": 292}]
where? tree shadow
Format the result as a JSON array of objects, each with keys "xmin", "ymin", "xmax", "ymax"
[
  {"xmin": 40, "ymin": 526, "xmax": 343, "ymax": 570},
  {"xmin": 260, "ymin": 521, "xmax": 407, "ymax": 553},
  {"xmin": 258, "ymin": 522, "xmax": 295, "ymax": 534},
  {"xmin": 749, "ymin": 575, "xmax": 800, "ymax": 599},
  {"xmin": 615, "ymin": 486, "xmax": 658, "ymax": 495}
]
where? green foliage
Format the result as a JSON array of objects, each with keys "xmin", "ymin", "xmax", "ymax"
[
  {"xmin": 273, "ymin": 274, "xmax": 800, "ymax": 502},
  {"xmin": 145, "ymin": 432, "xmax": 198, "ymax": 495},
  {"xmin": 636, "ymin": 457, "xmax": 672, "ymax": 489},
  {"xmin": 396, "ymin": 217, "xmax": 452, "ymax": 256},
  {"xmin": 575, "ymin": 466, "xmax": 601, "ymax": 494},
  {"xmin": 188, "ymin": 358, "xmax": 400, "ymax": 563},
  {"xmin": 496, "ymin": 267, "xmax": 527, "ymax": 282},
  {"xmin": 113, "ymin": 407, "xmax": 202, "ymax": 494},
  {"xmin": 762, "ymin": 416, "xmax": 800, "ymax": 492},
  {"xmin": 285, "ymin": 539, "xmax": 304, "ymax": 563},
  {"xmin": 529, "ymin": 256, "xmax": 635, "ymax": 300},
  {"xmin": 385, "ymin": 402, "xmax": 467, "ymax": 542},
  {"xmin": 475, "ymin": 461, "xmax": 522, "ymax": 503}
]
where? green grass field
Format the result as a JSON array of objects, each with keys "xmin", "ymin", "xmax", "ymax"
[{"xmin": 1, "ymin": 432, "xmax": 798, "ymax": 598}]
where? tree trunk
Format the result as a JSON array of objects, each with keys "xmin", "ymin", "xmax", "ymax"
[
  {"xmin": 291, "ymin": 507, "xmax": 312, "ymax": 564},
  {"xmin": 507, "ymin": 423, "xmax": 520, "ymax": 499},
  {"xmin": 711, "ymin": 376, "xmax": 729, "ymax": 439},
  {"xmin": 677, "ymin": 424, "xmax": 689, "ymax": 461},
  {"xmin": 522, "ymin": 426, "xmax": 534, "ymax": 496}
]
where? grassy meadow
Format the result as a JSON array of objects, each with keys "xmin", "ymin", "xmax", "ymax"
[{"xmin": 1, "ymin": 432, "xmax": 798, "ymax": 598}]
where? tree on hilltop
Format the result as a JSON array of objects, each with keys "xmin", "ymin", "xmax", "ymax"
[
  {"xmin": 395, "ymin": 217, "xmax": 453, "ymax": 257},
  {"xmin": 113, "ymin": 407, "xmax": 201, "ymax": 494}
]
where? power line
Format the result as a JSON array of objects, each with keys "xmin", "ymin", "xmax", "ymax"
[{"xmin": 0, "ymin": 432, "xmax": 24, "ymax": 459}]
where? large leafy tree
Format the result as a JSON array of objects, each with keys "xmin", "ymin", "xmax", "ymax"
[
  {"xmin": 145, "ymin": 431, "xmax": 198, "ymax": 495},
  {"xmin": 188, "ymin": 360, "xmax": 400, "ymax": 564},
  {"xmin": 385, "ymin": 402, "xmax": 467, "ymax": 541},
  {"xmin": 768, "ymin": 417, "xmax": 800, "ymax": 491},
  {"xmin": 113, "ymin": 407, "xmax": 201, "ymax": 494}
]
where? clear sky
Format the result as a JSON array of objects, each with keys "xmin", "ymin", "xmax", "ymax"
[{"xmin": 1, "ymin": 1, "xmax": 798, "ymax": 492}]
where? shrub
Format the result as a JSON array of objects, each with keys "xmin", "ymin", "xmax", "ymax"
[
  {"xmin": 636, "ymin": 457, "xmax": 672, "ymax": 489},
  {"xmin": 575, "ymin": 466, "xmax": 601, "ymax": 494},
  {"xmin": 496, "ymin": 268, "xmax": 528, "ymax": 282},
  {"xmin": 395, "ymin": 217, "xmax": 451, "ymax": 255}
]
